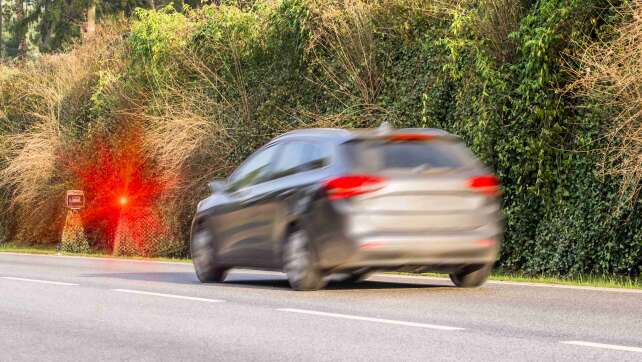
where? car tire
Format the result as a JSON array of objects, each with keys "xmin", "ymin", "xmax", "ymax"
[
  {"xmin": 449, "ymin": 264, "xmax": 492, "ymax": 288},
  {"xmin": 283, "ymin": 229, "xmax": 327, "ymax": 291},
  {"xmin": 190, "ymin": 227, "xmax": 227, "ymax": 283}
]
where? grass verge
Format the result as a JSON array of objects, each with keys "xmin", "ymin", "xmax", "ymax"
[
  {"xmin": 0, "ymin": 242, "xmax": 191, "ymax": 263},
  {"xmin": 407, "ymin": 271, "xmax": 641, "ymax": 290}
]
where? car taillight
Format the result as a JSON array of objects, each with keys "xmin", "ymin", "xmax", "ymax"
[
  {"xmin": 467, "ymin": 175, "xmax": 501, "ymax": 196},
  {"xmin": 386, "ymin": 134, "xmax": 434, "ymax": 141},
  {"xmin": 324, "ymin": 175, "xmax": 386, "ymax": 200}
]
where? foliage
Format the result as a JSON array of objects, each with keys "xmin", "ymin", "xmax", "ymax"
[
  {"xmin": 0, "ymin": 22, "xmax": 127, "ymax": 245},
  {"xmin": 434, "ymin": 0, "xmax": 641, "ymax": 276},
  {"xmin": 0, "ymin": 0, "xmax": 640, "ymax": 277},
  {"xmin": 1, "ymin": 0, "xmax": 183, "ymax": 57},
  {"xmin": 129, "ymin": 6, "xmax": 189, "ymax": 72},
  {"xmin": 572, "ymin": 0, "xmax": 642, "ymax": 200}
]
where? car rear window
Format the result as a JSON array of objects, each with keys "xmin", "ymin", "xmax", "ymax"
[{"xmin": 343, "ymin": 139, "xmax": 476, "ymax": 172}]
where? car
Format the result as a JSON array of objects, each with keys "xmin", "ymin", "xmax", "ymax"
[{"xmin": 190, "ymin": 125, "xmax": 503, "ymax": 290}]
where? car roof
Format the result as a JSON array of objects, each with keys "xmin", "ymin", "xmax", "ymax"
[{"xmin": 272, "ymin": 127, "xmax": 455, "ymax": 144}]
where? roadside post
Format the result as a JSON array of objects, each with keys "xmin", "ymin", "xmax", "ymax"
[{"xmin": 60, "ymin": 190, "xmax": 90, "ymax": 253}]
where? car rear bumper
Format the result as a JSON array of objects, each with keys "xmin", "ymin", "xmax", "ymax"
[{"xmin": 316, "ymin": 226, "xmax": 501, "ymax": 272}]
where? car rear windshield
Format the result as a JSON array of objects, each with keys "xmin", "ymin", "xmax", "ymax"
[{"xmin": 343, "ymin": 139, "xmax": 476, "ymax": 172}]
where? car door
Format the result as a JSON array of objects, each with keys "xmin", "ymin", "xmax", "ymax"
[
  {"xmin": 213, "ymin": 144, "xmax": 281, "ymax": 267},
  {"xmin": 267, "ymin": 140, "xmax": 334, "ymax": 264}
]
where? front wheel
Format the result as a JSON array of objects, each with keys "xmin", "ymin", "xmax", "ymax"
[
  {"xmin": 283, "ymin": 230, "xmax": 326, "ymax": 291},
  {"xmin": 449, "ymin": 264, "xmax": 492, "ymax": 288},
  {"xmin": 190, "ymin": 227, "xmax": 227, "ymax": 283}
]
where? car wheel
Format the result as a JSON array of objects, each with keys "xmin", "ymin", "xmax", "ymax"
[
  {"xmin": 449, "ymin": 264, "xmax": 492, "ymax": 288},
  {"xmin": 283, "ymin": 229, "xmax": 326, "ymax": 291},
  {"xmin": 190, "ymin": 227, "xmax": 227, "ymax": 283}
]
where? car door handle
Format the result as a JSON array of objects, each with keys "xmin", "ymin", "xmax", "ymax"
[
  {"xmin": 234, "ymin": 189, "xmax": 249, "ymax": 198},
  {"xmin": 277, "ymin": 189, "xmax": 295, "ymax": 199}
]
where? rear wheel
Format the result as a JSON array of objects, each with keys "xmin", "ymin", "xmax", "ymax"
[
  {"xmin": 190, "ymin": 227, "xmax": 227, "ymax": 283},
  {"xmin": 449, "ymin": 264, "xmax": 492, "ymax": 288},
  {"xmin": 283, "ymin": 229, "xmax": 326, "ymax": 291}
]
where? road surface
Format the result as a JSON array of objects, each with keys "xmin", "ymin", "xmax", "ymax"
[{"xmin": 1, "ymin": 253, "xmax": 641, "ymax": 361}]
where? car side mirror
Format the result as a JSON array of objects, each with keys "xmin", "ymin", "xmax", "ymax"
[{"xmin": 208, "ymin": 180, "xmax": 227, "ymax": 194}]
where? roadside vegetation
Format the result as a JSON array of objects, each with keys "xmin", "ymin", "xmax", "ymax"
[
  {"xmin": 0, "ymin": 242, "xmax": 191, "ymax": 263},
  {"xmin": 0, "ymin": 0, "xmax": 641, "ymax": 281},
  {"xmin": 413, "ymin": 270, "xmax": 642, "ymax": 290}
]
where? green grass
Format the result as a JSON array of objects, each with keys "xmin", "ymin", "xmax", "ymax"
[
  {"xmin": 0, "ymin": 242, "xmax": 191, "ymax": 263},
  {"xmin": 487, "ymin": 271, "xmax": 641, "ymax": 290},
  {"xmin": 2, "ymin": 243, "xmax": 639, "ymax": 289},
  {"xmin": 406, "ymin": 271, "xmax": 641, "ymax": 290}
]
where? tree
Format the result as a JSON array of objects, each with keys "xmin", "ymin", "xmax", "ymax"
[
  {"xmin": 85, "ymin": 0, "xmax": 96, "ymax": 38},
  {"xmin": 1, "ymin": 0, "xmax": 194, "ymax": 57},
  {"xmin": 14, "ymin": 0, "xmax": 26, "ymax": 57},
  {"xmin": 1, "ymin": 0, "xmax": 4, "ymax": 58}
]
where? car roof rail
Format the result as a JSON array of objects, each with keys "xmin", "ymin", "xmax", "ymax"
[{"xmin": 376, "ymin": 121, "xmax": 393, "ymax": 136}]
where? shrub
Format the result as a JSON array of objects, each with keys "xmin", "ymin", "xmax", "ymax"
[
  {"xmin": 0, "ymin": 0, "xmax": 640, "ymax": 276},
  {"xmin": 0, "ymin": 22, "xmax": 128, "ymax": 245},
  {"xmin": 572, "ymin": 0, "xmax": 642, "ymax": 200}
]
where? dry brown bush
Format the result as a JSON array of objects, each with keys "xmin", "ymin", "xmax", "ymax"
[
  {"xmin": 136, "ymin": 48, "xmax": 242, "ymax": 244},
  {"xmin": 475, "ymin": 0, "xmax": 522, "ymax": 63},
  {"xmin": 0, "ymin": 22, "xmax": 128, "ymax": 244},
  {"xmin": 573, "ymin": 0, "xmax": 642, "ymax": 199},
  {"xmin": 303, "ymin": 0, "xmax": 460, "ymax": 126},
  {"xmin": 442, "ymin": 0, "xmax": 522, "ymax": 63},
  {"xmin": 307, "ymin": 0, "xmax": 383, "ymax": 109}
]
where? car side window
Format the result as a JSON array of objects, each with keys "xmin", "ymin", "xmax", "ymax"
[
  {"xmin": 271, "ymin": 141, "xmax": 331, "ymax": 180},
  {"xmin": 227, "ymin": 145, "xmax": 280, "ymax": 191},
  {"xmin": 303, "ymin": 142, "xmax": 332, "ymax": 170}
]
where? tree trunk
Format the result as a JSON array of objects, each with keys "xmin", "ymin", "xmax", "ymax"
[
  {"xmin": 14, "ymin": 0, "xmax": 27, "ymax": 58},
  {"xmin": 186, "ymin": 0, "xmax": 201, "ymax": 8},
  {"xmin": 0, "ymin": 0, "xmax": 4, "ymax": 58},
  {"xmin": 173, "ymin": 0, "xmax": 183, "ymax": 12},
  {"xmin": 85, "ymin": 1, "xmax": 96, "ymax": 38},
  {"xmin": 147, "ymin": 0, "xmax": 155, "ymax": 9}
]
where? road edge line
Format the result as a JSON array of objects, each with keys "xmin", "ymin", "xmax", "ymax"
[
  {"xmin": 561, "ymin": 341, "xmax": 642, "ymax": 353},
  {"xmin": 0, "ymin": 276, "xmax": 79, "ymax": 286},
  {"xmin": 277, "ymin": 308, "xmax": 464, "ymax": 331},
  {"xmin": 112, "ymin": 288, "xmax": 224, "ymax": 303}
]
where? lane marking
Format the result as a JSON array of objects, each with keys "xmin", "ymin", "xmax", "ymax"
[
  {"xmin": 277, "ymin": 308, "xmax": 464, "ymax": 331},
  {"xmin": 112, "ymin": 289, "xmax": 224, "ymax": 303},
  {"xmin": 0, "ymin": 276, "xmax": 79, "ymax": 286},
  {"xmin": 561, "ymin": 341, "xmax": 642, "ymax": 353}
]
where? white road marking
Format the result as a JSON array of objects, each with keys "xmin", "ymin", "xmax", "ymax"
[
  {"xmin": 0, "ymin": 276, "xmax": 79, "ymax": 286},
  {"xmin": 112, "ymin": 289, "xmax": 224, "ymax": 303},
  {"xmin": 278, "ymin": 308, "xmax": 464, "ymax": 331},
  {"xmin": 561, "ymin": 341, "xmax": 642, "ymax": 353}
]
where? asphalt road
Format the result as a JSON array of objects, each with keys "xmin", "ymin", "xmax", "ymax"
[{"xmin": 1, "ymin": 253, "xmax": 641, "ymax": 361}]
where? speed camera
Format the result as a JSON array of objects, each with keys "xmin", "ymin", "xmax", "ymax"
[{"xmin": 65, "ymin": 190, "xmax": 85, "ymax": 210}]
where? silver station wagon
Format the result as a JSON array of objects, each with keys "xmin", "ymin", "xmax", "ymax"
[{"xmin": 191, "ymin": 126, "xmax": 503, "ymax": 290}]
